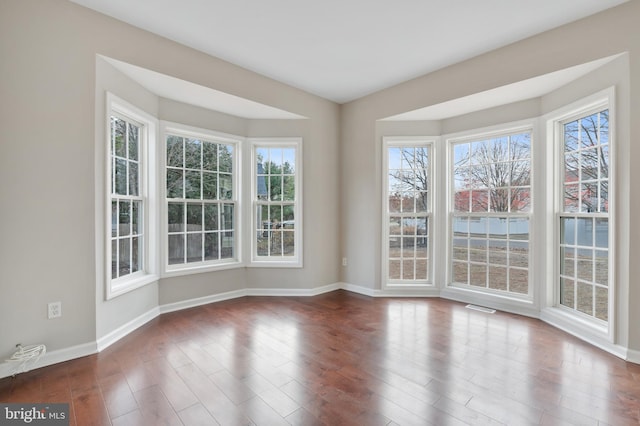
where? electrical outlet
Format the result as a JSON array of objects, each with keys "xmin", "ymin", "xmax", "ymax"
[
  {"xmin": 48, "ymin": 302, "xmax": 62, "ymax": 319},
  {"xmin": 342, "ymin": 257, "xmax": 347, "ymax": 267}
]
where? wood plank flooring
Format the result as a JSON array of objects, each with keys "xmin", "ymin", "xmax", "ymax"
[{"xmin": 1, "ymin": 290, "xmax": 640, "ymax": 425}]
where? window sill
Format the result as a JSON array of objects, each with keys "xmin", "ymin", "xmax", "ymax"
[
  {"xmin": 163, "ymin": 260, "xmax": 243, "ymax": 278},
  {"xmin": 108, "ymin": 273, "xmax": 159, "ymax": 300}
]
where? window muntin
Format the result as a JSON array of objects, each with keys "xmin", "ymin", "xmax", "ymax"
[
  {"xmin": 110, "ymin": 115, "xmax": 144, "ymax": 280},
  {"xmin": 251, "ymin": 140, "xmax": 301, "ymax": 265},
  {"xmin": 165, "ymin": 130, "xmax": 239, "ymax": 269},
  {"xmin": 450, "ymin": 130, "xmax": 532, "ymax": 296},
  {"xmin": 558, "ymin": 108, "xmax": 610, "ymax": 322},
  {"xmin": 384, "ymin": 140, "xmax": 432, "ymax": 285}
]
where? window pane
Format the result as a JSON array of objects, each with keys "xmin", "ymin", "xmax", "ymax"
[
  {"xmin": 114, "ymin": 118, "xmax": 126, "ymax": 157},
  {"xmin": 560, "ymin": 247, "xmax": 575, "ymax": 277},
  {"xmin": 283, "ymin": 176, "xmax": 295, "ymax": 201},
  {"xmin": 576, "ymin": 218, "xmax": 593, "ymax": 246},
  {"xmin": 563, "ymin": 183, "xmax": 579, "ymax": 212},
  {"xmin": 119, "ymin": 200, "xmax": 130, "ymax": 236},
  {"xmin": 580, "ymin": 182, "xmax": 597, "ymax": 213},
  {"xmin": 204, "ymin": 233, "xmax": 219, "ymax": 261},
  {"xmin": 576, "ymin": 282, "xmax": 593, "ymax": 316},
  {"xmin": 509, "ymin": 268, "xmax": 528, "ymax": 294},
  {"xmin": 131, "ymin": 236, "xmax": 140, "ymax": 273},
  {"xmin": 219, "ymin": 174, "xmax": 232, "ymax": 199},
  {"xmin": 471, "ymin": 190, "xmax": 488, "ymax": 212},
  {"xmin": 452, "ymin": 217, "xmax": 468, "ymax": 237},
  {"xmin": 560, "ymin": 217, "xmax": 576, "ymax": 245},
  {"xmin": 510, "ymin": 187, "xmax": 530, "ymax": 212},
  {"xmin": 488, "ymin": 266, "xmax": 507, "ymax": 291},
  {"xmin": 452, "ymin": 238, "xmax": 468, "ymax": 261},
  {"xmin": 115, "ymin": 158, "xmax": 127, "ymax": 195},
  {"xmin": 185, "ymin": 171, "xmax": 201, "ymax": 199},
  {"xmin": 168, "ymin": 234, "xmax": 184, "ymax": 265},
  {"xmin": 595, "ymin": 287, "xmax": 608, "ymax": 321},
  {"xmin": 185, "ymin": 138, "xmax": 202, "ymax": 170},
  {"xmin": 469, "ymin": 264, "xmax": 486, "ymax": 287},
  {"xmin": 595, "ymin": 218, "xmax": 608, "ymax": 248},
  {"xmin": 129, "ymin": 162, "xmax": 139, "ymax": 196},
  {"xmin": 186, "ymin": 204, "xmax": 202, "ymax": 231},
  {"xmin": 576, "ymin": 250, "xmax": 593, "ymax": 282},
  {"xmin": 509, "ymin": 241, "xmax": 528, "ymax": 268},
  {"xmin": 453, "ymin": 261, "xmax": 468, "ymax": 284},
  {"xmin": 488, "ymin": 240, "xmax": 507, "ymax": 265},
  {"xmin": 166, "ymin": 136, "xmax": 183, "ymax": 167},
  {"xmin": 270, "ymin": 176, "xmax": 283, "ymax": 201},
  {"xmin": 168, "ymin": 202, "xmax": 184, "ymax": 232},
  {"xmin": 282, "ymin": 205, "xmax": 295, "ymax": 224},
  {"xmin": 488, "ymin": 217, "xmax": 507, "ymax": 239},
  {"xmin": 389, "ymin": 260, "xmax": 401, "ymax": 280},
  {"xmin": 132, "ymin": 201, "xmax": 140, "ymax": 235},
  {"xmin": 219, "ymin": 145, "xmax": 233, "ymax": 173},
  {"xmin": 283, "ymin": 231, "xmax": 295, "ymax": 256},
  {"xmin": 508, "ymin": 217, "xmax": 528, "ymax": 240},
  {"xmin": 595, "ymin": 250, "xmax": 608, "ymax": 286},
  {"xmin": 203, "ymin": 142, "xmax": 218, "ymax": 171},
  {"xmin": 167, "ymin": 169, "xmax": 183, "ymax": 199},
  {"xmin": 202, "ymin": 172, "xmax": 217, "ymax": 200},
  {"xmin": 119, "ymin": 238, "xmax": 130, "ymax": 277},
  {"xmin": 223, "ymin": 239, "xmax": 234, "ymax": 260},
  {"xmin": 564, "ymin": 120, "xmax": 579, "ymax": 152},
  {"xmin": 453, "ymin": 143, "xmax": 470, "ymax": 167},
  {"xmin": 469, "ymin": 239, "xmax": 486, "ymax": 262},
  {"xmin": 402, "ymin": 259, "xmax": 415, "ymax": 280},
  {"xmin": 128, "ymin": 123, "xmax": 139, "ymax": 161},
  {"xmin": 111, "ymin": 201, "xmax": 118, "ymax": 237},
  {"xmin": 283, "ymin": 148, "xmax": 295, "ymax": 173},
  {"xmin": 560, "ymin": 278, "xmax": 575, "ymax": 309},
  {"xmin": 111, "ymin": 240, "xmax": 118, "ymax": 279},
  {"xmin": 223, "ymin": 204, "xmax": 234, "ymax": 231},
  {"xmin": 187, "ymin": 233, "xmax": 203, "ymax": 263},
  {"xmin": 204, "ymin": 204, "xmax": 218, "ymax": 231}
]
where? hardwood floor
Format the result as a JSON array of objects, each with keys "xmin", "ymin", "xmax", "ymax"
[{"xmin": 1, "ymin": 290, "xmax": 639, "ymax": 425}]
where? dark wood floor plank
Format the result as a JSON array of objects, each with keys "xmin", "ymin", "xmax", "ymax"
[{"xmin": 1, "ymin": 290, "xmax": 639, "ymax": 425}]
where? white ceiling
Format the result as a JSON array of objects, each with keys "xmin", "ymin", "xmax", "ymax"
[{"xmin": 73, "ymin": 0, "xmax": 627, "ymax": 104}]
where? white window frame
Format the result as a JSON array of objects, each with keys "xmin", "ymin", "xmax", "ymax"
[
  {"xmin": 161, "ymin": 122, "xmax": 243, "ymax": 277},
  {"xmin": 445, "ymin": 122, "xmax": 535, "ymax": 301},
  {"xmin": 249, "ymin": 138, "xmax": 303, "ymax": 267},
  {"xmin": 544, "ymin": 88, "xmax": 615, "ymax": 340},
  {"xmin": 105, "ymin": 93, "xmax": 158, "ymax": 299},
  {"xmin": 382, "ymin": 137, "xmax": 434, "ymax": 289}
]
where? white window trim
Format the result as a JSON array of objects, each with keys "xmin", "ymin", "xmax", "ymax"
[
  {"xmin": 381, "ymin": 137, "xmax": 435, "ymax": 290},
  {"xmin": 105, "ymin": 92, "xmax": 159, "ymax": 299},
  {"xmin": 248, "ymin": 137, "xmax": 303, "ymax": 268},
  {"xmin": 160, "ymin": 121, "xmax": 243, "ymax": 277},
  {"xmin": 443, "ymin": 120, "xmax": 537, "ymax": 305},
  {"xmin": 541, "ymin": 88, "xmax": 615, "ymax": 342}
]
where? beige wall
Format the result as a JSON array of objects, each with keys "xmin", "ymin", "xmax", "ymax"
[{"xmin": 0, "ymin": 0, "xmax": 340, "ymax": 359}]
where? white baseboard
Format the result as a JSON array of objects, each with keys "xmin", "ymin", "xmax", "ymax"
[
  {"xmin": 97, "ymin": 307, "xmax": 160, "ymax": 351},
  {"xmin": 160, "ymin": 289, "xmax": 247, "ymax": 314},
  {"xmin": 627, "ymin": 348, "xmax": 640, "ymax": 364},
  {"xmin": 247, "ymin": 282, "xmax": 342, "ymax": 297},
  {"xmin": 340, "ymin": 282, "xmax": 376, "ymax": 297},
  {"xmin": 0, "ymin": 342, "xmax": 97, "ymax": 380}
]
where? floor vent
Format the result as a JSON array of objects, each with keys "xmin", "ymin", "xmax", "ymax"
[{"xmin": 465, "ymin": 304, "xmax": 496, "ymax": 314}]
